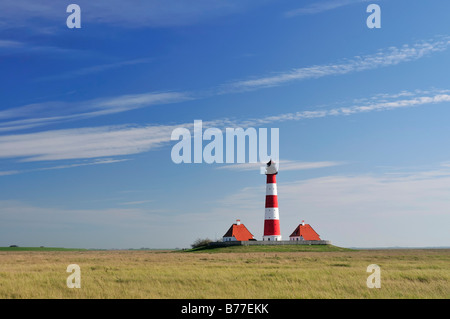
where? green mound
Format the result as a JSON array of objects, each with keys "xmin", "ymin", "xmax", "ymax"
[{"xmin": 184, "ymin": 244, "xmax": 354, "ymax": 253}]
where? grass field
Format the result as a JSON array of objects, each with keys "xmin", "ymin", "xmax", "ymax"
[{"xmin": 0, "ymin": 247, "xmax": 448, "ymax": 298}]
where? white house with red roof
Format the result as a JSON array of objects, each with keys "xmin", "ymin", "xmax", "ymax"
[
  {"xmin": 223, "ymin": 219, "xmax": 255, "ymax": 242},
  {"xmin": 289, "ymin": 221, "xmax": 321, "ymax": 241}
]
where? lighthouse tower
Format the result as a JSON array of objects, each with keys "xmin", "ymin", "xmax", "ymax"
[{"xmin": 263, "ymin": 160, "xmax": 281, "ymax": 241}]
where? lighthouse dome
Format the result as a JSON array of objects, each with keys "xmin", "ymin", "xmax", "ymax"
[{"xmin": 265, "ymin": 159, "xmax": 278, "ymax": 175}]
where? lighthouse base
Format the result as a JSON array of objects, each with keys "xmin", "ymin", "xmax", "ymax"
[{"xmin": 262, "ymin": 235, "xmax": 282, "ymax": 241}]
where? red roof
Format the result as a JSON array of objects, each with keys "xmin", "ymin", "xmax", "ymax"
[
  {"xmin": 289, "ymin": 223, "xmax": 321, "ymax": 240},
  {"xmin": 223, "ymin": 223, "xmax": 254, "ymax": 241}
]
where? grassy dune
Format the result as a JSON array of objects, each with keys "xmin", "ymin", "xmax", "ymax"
[
  {"xmin": 0, "ymin": 248, "xmax": 448, "ymax": 298},
  {"xmin": 186, "ymin": 244, "xmax": 353, "ymax": 253}
]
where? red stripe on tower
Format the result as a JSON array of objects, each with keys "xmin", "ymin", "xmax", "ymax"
[
  {"xmin": 265, "ymin": 195, "xmax": 278, "ymax": 207},
  {"xmin": 263, "ymin": 160, "xmax": 282, "ymax": 241}
]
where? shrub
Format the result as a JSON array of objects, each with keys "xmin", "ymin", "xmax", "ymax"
[{"xmin": 191, "ymin": 238, "xmax": 212, "ymax": 248}]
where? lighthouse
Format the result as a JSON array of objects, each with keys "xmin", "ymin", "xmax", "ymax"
[{"xmin": 263, "ymin": 160, "xmax": 282, "ymax": 241}]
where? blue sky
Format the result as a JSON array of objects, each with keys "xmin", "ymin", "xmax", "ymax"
[{"xmin": 1, "ymin": 0, "xmax": 450, "ymax": 249}]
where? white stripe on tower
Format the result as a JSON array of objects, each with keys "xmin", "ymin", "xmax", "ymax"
[{"xmin": 265, "ymin": 183, "xmax": 277, "ymax": 195}]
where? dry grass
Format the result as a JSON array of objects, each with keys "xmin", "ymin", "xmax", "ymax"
[{"xmin": 0, "ymin": 249, "xmax": 449, "ymax": 298}]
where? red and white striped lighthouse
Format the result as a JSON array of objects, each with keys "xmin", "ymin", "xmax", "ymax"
[{"xmin": 263, "ymin": 160, "xmax": 281, "ymax": 241}]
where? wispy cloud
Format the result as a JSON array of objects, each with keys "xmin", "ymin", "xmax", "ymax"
[
  {"xmin": 2, "ymin": 36, "xmax": 447, "ymax": 134},
  {"xmin": 0, "ymin": 124, "xmax": 178, "ymax": 162},
  {"xmin": 245, "ymin": 89, "xmax": 450, "ymax": 126},
  {"xmin": 119, "ymin": 200, "xmax": 153, "ymax": 206},
  {"xmin": 0, "ymin": 38, "xmax": 88, "ymax": 57},
  {"xmin": 0, "ymin": 88, "xmax": 449, "ymax": 164},
  {"xmin": 0, "ymin": 39, "xmax": 24, "ymax": 48},
  {"xmin": 36, "ymin": 158, "xmax": 129, "ymax": 171},
  {"xmin": 0, "ymin": 158, "xmax": 128, "ymax": 176},
  {"xmin": 221, "ymin": 36, "xmax": 450, "ymax": 92},
  {"xmin": 285, "ymin": 0, "xmax": 371, "ymax": 17},
  {"xmin": 0, "ymin": 91, "xmax": 191, "ymax": 132},
  {"xmin": 0, "ymin": 170, "xmax": 19, "ymax": 176},
  {"xmin": 37, "ymin": 58, "xmax": 154, "ymax": 82}
]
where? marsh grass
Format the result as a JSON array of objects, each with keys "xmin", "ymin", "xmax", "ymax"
[{"xmin": 0, "ymin": 249, "xmax": 448, "ymax": 298}]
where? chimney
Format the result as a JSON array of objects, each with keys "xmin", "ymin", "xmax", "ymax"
[
  {"xmin": 236, "ymin": 219, "xmax": 241, "ymax": 225},
  {"xmin": 302, "ymin": 220, "xmax": 305, "ymax": 226}
]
